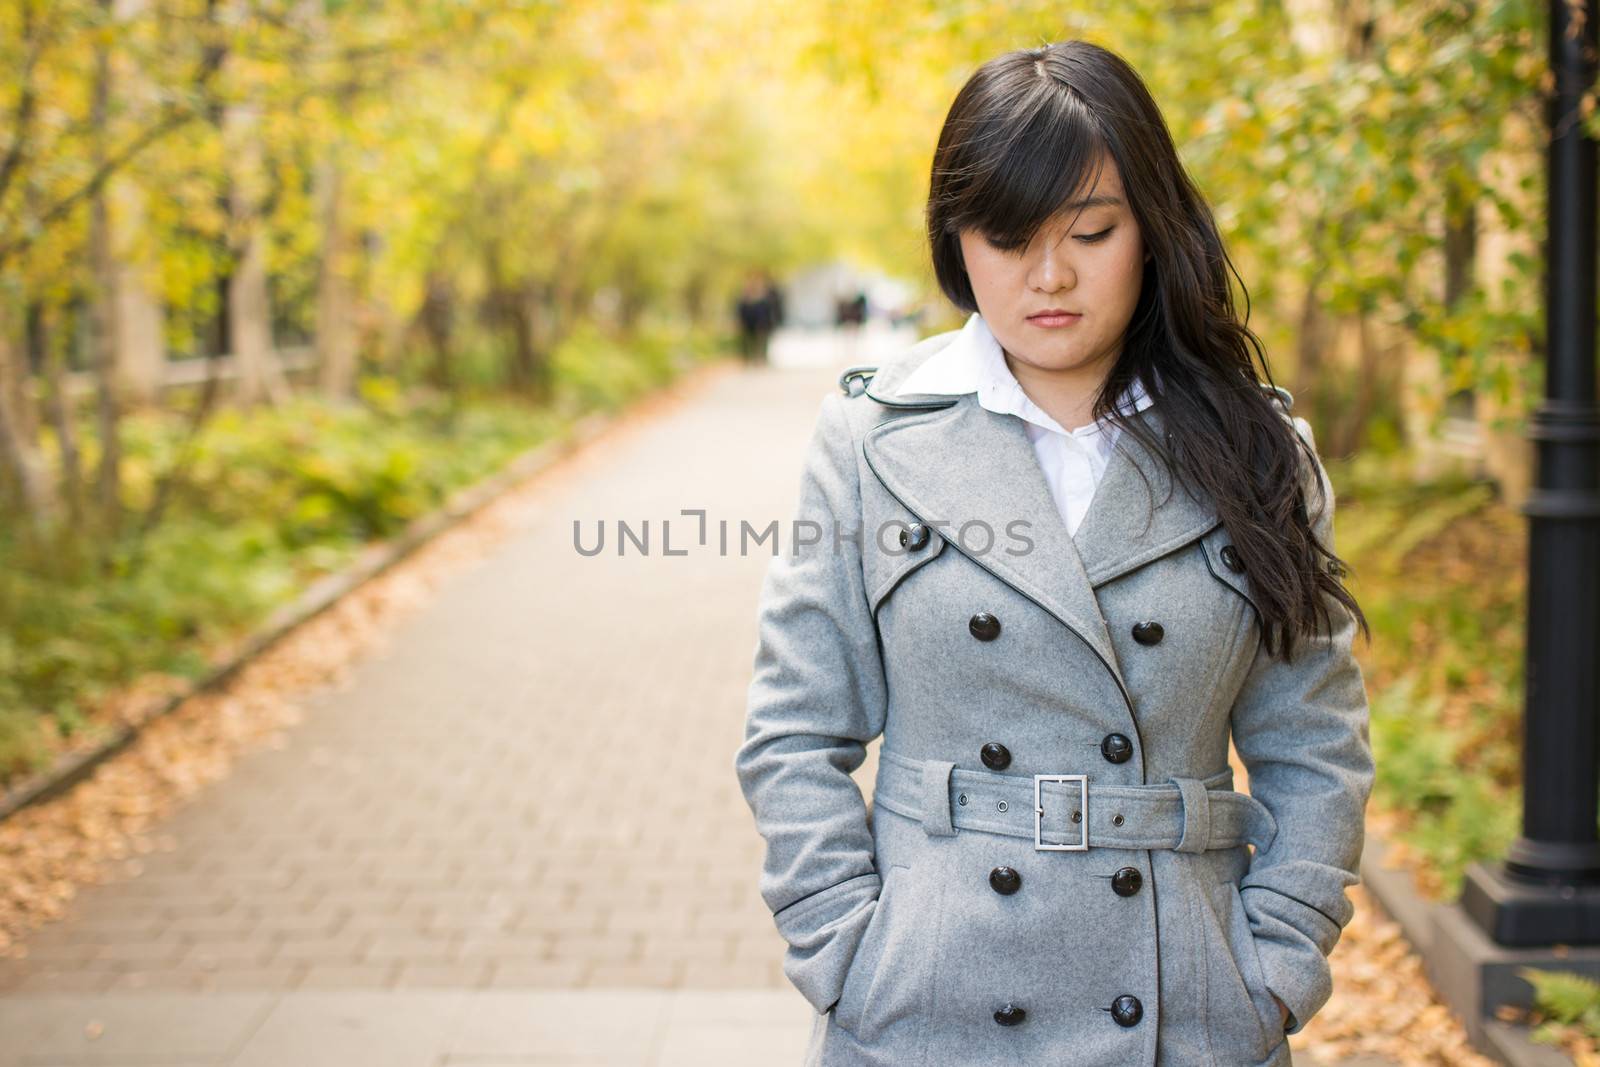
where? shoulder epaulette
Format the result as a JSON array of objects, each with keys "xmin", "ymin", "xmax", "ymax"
[
  {"xmin": 1259, "ymin": 382, "xmax": 1294, "ymax": 410},
  {"xmin": 838, "ymin": 365, "xmax": 878, "ymax": 398}
]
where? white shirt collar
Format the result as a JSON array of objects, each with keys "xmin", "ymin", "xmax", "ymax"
[{"xmin": 894, "ymin": 312, "xmax": 1156, "ymax": 450}]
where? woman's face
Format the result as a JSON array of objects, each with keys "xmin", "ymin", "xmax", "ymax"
[{"xmin": 958, "ymin": 156, "xmax": 1148, "ymax": 383}]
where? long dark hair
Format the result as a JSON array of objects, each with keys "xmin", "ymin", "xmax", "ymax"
[{"xmin": 925, "ymin": 39, "xmax": 1367, "ymax": 661}]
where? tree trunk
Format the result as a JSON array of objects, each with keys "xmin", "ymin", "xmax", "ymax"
[
  {"xmin": 306, "ymin": 0, "xmax": 357, "ymax": 401},
  {"xmin": 111, "ymin": 181, "xmax": 167, "ymax": 409},
  {"xmin": 1443, "ymin": 186, "xmax": 1477, "ymax": 308},
  {"xmin": 483, "ymin": 242, "xmax": 540, "ymax": 397},
  {"xmin": 222, "ymin": 96, "xmax": 288, "ymax": 408},
  {"xmin": 313, "ymin": 154, "xmax": 358, "ymax": 399},
  {"xmin": 0, "ymin": 324, "xmax": 52, "ymax": 530},
  {"xmin": 110, "ymin": 0, "xmax": 165, "ymax": 408},
  {"xmin": 683, "ymin": 270, "xmax": 708, "ymax": 325},
  {"xmin": 515, "ymin": 282, "xmax": 553, "ymax": 404},
  {"xmin": 418, "ymin": 270, "xmax": 454, "ymax": 393},
  {"xmin": 35, "ymin": 302, "xmax": 85, "ymax": 523},
  {"xmin": 532, "ymin": 281, "xmax": 562, "ymax": 402},
  {"xmin": 89, "ymin": 0, "xmax": 123, "ymax": 530}
]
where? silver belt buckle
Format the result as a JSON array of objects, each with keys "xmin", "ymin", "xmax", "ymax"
[{"xmin": 1034, "ymin": 774, "xmax": 1088, "ymax": 851}]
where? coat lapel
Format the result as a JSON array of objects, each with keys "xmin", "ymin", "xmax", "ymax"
[
  {"xmin": 1071, "ymin": 407, "xmax": 1223, "ymax": 587},
  {"xmin": 860, "ymin": 389, "xmax": 1223, "ymax": 708},
  {"xmin": 862, "ymin": 392, "xmax": 1125, "ymax": 698}
]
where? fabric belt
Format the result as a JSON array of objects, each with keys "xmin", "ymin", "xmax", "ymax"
[{"xmin": 871, "ymin": 747, "xmax": 1279, "ymax": 854}]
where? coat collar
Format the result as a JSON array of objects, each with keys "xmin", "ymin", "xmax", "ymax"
[
  {"xmin": 858, "ymin": 328, "xmax": 968, "ymax": 409},
  {"xmin": 860, "ymin": 377, "xmax": 1223, "ymax": 703},
  {"xmin": 892, "ymin": 311, "xmax": 1156, "ymax": 451}
]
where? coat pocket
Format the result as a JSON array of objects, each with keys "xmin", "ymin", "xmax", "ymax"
[
  {"xmin": 1200, "ymin": 879, "xmax": 1284, "ymax": 1064},
  {"xmin": 831, "ymin": 862, "xmax": 919, "ymax": 1040},
  {"xmin": 1198, "ymin": 525, "xmax": 1258, "ymax": 618},
  {"xmin": 864, "ymin": 520, "xmax": 945, "ymax": 617}
]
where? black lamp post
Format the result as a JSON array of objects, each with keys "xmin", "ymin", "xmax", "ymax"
[{"xmin": 1458, "ymin": 0, "xmax": 1600, "ymax": 943}]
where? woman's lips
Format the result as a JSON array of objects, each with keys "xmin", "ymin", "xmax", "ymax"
[{"xmin": 1027, "ymin": 312, "xmax": 1082, "ymax": 328}]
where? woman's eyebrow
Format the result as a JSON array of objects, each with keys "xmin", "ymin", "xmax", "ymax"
[{"xmin": 1059, "ymin": 194, "xmax": 1125, "ymax": 211}]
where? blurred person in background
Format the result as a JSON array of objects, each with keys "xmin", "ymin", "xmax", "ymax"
[
  {"xmin": 764, "ymin": 271, "xmax": 787, "ymax": 336},
  {"xmin": 736, "ymin": 269, "xmax": 782, "ymax": 365}
]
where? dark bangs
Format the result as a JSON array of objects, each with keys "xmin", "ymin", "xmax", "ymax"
[{"xmin": 927, "ymin": 56, "xmax": 1110, "ymax": 311}]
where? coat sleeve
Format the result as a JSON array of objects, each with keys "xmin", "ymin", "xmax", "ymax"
[
  {"xmin": 734, "ymin": 390, "xmax": 889, "ymax": 1017},
  {"xmin": 1230, "ymin": 415, "xmax": 1376, "ymax": 1036}
]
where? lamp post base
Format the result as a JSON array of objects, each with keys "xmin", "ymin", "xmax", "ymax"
[{"xmin": 1461, "ymin": 858, "xmax": 1600, "ymax": 946}]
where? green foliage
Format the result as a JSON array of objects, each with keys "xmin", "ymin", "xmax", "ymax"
[
  {"xmin": 1519, "ymin": 967, "xmax": 1600, "ymax": 1046},
  {"xmin": 552, "ymin": 320, "xmax": 694, "ymax": 413},
  {"xmin": 1338, "ymin": 458, "xmax": 1525, "ymax": 898},
  {"xmin": 1369, "ymin": 675, "xmax": 1520, "ymax": 896},
  {"xmin": 181, "ymin": 400, "xmax": 442, "ymax": 547}
]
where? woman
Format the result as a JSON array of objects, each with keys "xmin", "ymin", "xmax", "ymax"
[{"xmin": 734, "ymin": 39, "xmax": 1374, "ymax": 1067}]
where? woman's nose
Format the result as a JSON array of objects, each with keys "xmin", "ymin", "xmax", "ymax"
[{"xmin": 1030, "ymin": 248, "xmax": 1075, "ymax": 292}]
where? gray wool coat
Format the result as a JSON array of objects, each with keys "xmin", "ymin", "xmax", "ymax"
[{"xmin": 733, "ymin": 327, "xmax": 1375, "ymax": 1067}]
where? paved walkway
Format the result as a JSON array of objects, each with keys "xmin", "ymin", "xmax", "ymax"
[{"xmin": 0, "ymin": 333, "xmax": 1401, "ymax": 1065}]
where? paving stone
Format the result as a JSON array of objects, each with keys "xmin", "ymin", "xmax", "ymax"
[
  {"xmin": 483, "ymin": 961, "xmax": 588, "ymax": 988},
  {"xmin": 0, "ymin": 991, "xmax": 272, "ymax": 1061},
  {"xmin": 229, "ymin": 990, "xmax": 468, "ymax": 1067},
  {"xmin": 444, "ymin": 989, "xmax": 671, "ymax": 1060},
  {"xmin": 294, "ymin": 962, "xmax": 399, "ymax": 990}
]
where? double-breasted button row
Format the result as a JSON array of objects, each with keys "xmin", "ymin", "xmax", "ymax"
[
  {"xmin": 982, "ymin": 736, "xmax": 1130, "ymax": 767},
  {"xmin": 990, "ymin": 994, "xmax": 1142, "ymax": 1028},
  {"xmin": 989, "ymin": 864, "xmax": 1137, "ymax": 900},
  {"xmin": 974, "ymin": 735, "xmax": 1130, "ymax": 808},
  {"xmin": 978, "ymin": 735, "xmax": 1132, "ymax": 772},
  {"xmin": 972, "ymin": 735, "xmax": 1126, "ymax": 767},
  {"xmin": 974, "ymin": 609, "xmax": 1170, "ymax": 649}
]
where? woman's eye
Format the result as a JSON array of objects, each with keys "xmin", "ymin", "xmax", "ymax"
[
  {"xmin": 1075, "ymin": 227, "xmax": 1115, "ymax": 244},
  {"xmin": 984, "ymin": 236, "xmax": 1029, "ymax": 254}
]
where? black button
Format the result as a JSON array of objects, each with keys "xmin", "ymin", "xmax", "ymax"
[
  {"xmin": 980, "ymin": 742, "xmax": 1011, "ymax": 770},
  {"xmin": 1111, "ymin": 994, "xmax": 1143, "ymax": 1027},
  {"xmin": 1100, "ymin": 733, "xmax": 1133, "ymax": 764},
  {"xmin": 1131, "ymin": 621, "xmax": 1164, "ymax": 646},
  {"xmin": 900, "ymin": 523, "xmax": 931, "ymax": 551},
  {"xmin": 994, "ymin": 1003, "xmax": 1027, "ymax": 1026},
  {"xmin": 1220, "ymin": 544, "xmax": 1244, "ymax": 573},
  {"xmin": 990, "ymin": 866, "xmax": 1021, "ymax": 895},
  {"xmin": 968, "ymin": 612, "xmax": 1001, "ymax": 641},
  {"xmin": 1111, "ymin": 866, "xmax": 1143, "ymax": 897}
]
